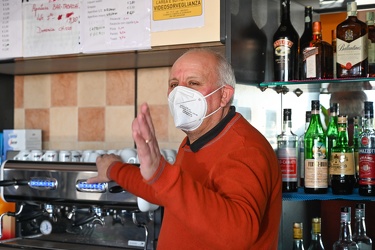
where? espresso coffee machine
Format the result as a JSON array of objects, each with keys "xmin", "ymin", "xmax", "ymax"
[{"xmin": 0, "ymin": 160, "xmax": 161, "ymax": 249}]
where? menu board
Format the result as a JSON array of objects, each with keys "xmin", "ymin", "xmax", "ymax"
[
  {"xmin": 80, "ymin": 0, "xmax": 151, "ymax": 54},
  {"xmin": 0, "ymin": 0, "xmax": 22, "ymax": 59}
]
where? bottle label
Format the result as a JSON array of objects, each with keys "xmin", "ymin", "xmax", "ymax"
[
  {"xmin": 278, "ymin": 148, "xmax": 297, "ymax": 181},
  {"xmin": 368, "ymin": 41, "xmax": 375, "ymax": 64},
  {"xmin": 273, "ymin": 38, "xmax": 294, "ymax": 67},
  {"xmin": 305, "ymin": 159, "xmax": 328, "ymax": 188},
  {"xmin": 359, "ymin": 136, "xmax": 375, "ymax": 185},
  {"xmin": 329, "ymin": 152, "xmax": 355, "ymax": 175},
  {"xmin": 303, "ymin": 47, "xmax": 318, "ymax": 78},
  {"xmin": 337, "ymin": 35, "xmax": 368, "ymax": 69}
]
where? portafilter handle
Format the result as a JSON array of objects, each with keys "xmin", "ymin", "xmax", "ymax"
[{"xmin": 0, "ymin": 204, "xmax": 24, "ymax": 239}]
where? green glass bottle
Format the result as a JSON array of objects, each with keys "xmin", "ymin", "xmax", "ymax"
[
  {"xmin": 330, "ymin": 115, "xmax": 356, "ymax": 195},
  {"xmin": 353, "ymin": 116, "xmax": 362, "ymax": 187},
  {"xmin": 327, "ymin": 103, "xmax": 339, "ymax": 184},
  {"xmin": 304, "ymin": 100, "xmax": 328, "ymax": 194}
]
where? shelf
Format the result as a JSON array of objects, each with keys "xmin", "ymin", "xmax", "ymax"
[
  {"xmin": 260, "ymin": 77, "xmax": 375, "ymax": 88},
  {"xmin": 0, "ymin": 43, "xmax": 225, "ymax": 76},
  {"xmin": 283, "ymin": 188, "xmax": 375, "ymax": 201}
]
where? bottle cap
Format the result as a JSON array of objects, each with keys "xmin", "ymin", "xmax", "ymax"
[
  {"xmin": 283, "ymin": 109, "xmax": 292, "ymax": 121},
  {"xmin": 366, "ymin": 12, "xmax": 375, "ymax": 24},
  {"xmin": 311, "ymin": 100, "xmax": 320, "ymax": 111},
  {"xmin": 312, "ymin": 21, "xmax": 321, "ymax": 34},
  {"xmin": 347, "ymin": 2, "xmax": 357, "ymax": 16},
  {"xmin": 337, "ymin": 115, "xmax": 347, "ymax": 124},
  {"xmin": 364, "ymin": 101, "xmax": 374, "ymax": 118},
  {"xmin": 330, "ymin": 103, "xmax": 339, "ymax": 114},
  {"xmin": 331, "ymin": 29, "xmax": 336, "ymax": 42}
]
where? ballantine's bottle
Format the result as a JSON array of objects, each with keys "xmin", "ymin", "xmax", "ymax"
[
  {"xmin": 278, "ymin": 109, "xmax": 298, "ymax": 192},
  {"xmin": 353, "ymin": 203, "xmax": 373, "ymax": 250},
  {"xmin": 304, "ymin": 100, "xmax": 328, "ymax": 194},
  {"xmin": 308, "ymin": 217, "xmax": 325, "ymax": 250},
  {"xmin": 358, "ymin": 101, "xmax": 375, "ymax": 196},
  {"xmin": 333, "ymin": 207, "xmax": 359, "ymax": 250},
  {"xmin": 298, "ymin": 111, "xmax": 311, "ymax": 187},
  {"xmin": 293, "ymin": 222, "xmax": 305, "ymax": 250},
  {"xmin": 330, "ymin": 115, "xmax": 356, "ymax": 195},
  {"xmin": 273, "ymin": 0, "xmax": 299, "ymax": 81},
  {"xmin": 336, "ymin": 2, "xmax": 368, "ymax": 78}
]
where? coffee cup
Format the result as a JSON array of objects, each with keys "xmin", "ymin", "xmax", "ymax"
[
  {"xmin": 13, "ymin": 150, "xmax": 31, "ymax": 161},
  {"xmin": 163, "ymin": 149, "xmax": 177, "ymax": 163},
  {"xmin": 137, "ymin": 197, "xmax": 159, "ymax": 212},
  {"xmin": 119, "ymin": 148, "xmax": 137, "ymax": 163},
  {"xmin": 70, "ymin": 150, "xmax": 82, "ymax": 162},
  {"xmin": 59, "ymin": 150, "xmax": 71, "ymax": 162},
  {"xmin": 82, "ymin": 150, "xmax": 94, "ymax": 162},
  {"xmin": 29, "ymin": 149, "xmax": 43, "ymax": 161},
  {"xmin": 87, "ymin": 152, "xmax": 100, "ymax": 163},
  {"xmin": 40, "ymin": 150, "xmax": 59, "ymax": 162}
]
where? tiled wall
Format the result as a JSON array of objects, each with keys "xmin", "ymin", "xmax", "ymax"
[{"xmin": 14, "ymin": 68, "xmax": 185, "ymax": 152}]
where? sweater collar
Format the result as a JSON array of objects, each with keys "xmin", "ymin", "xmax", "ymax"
[{"xmin": 185, "ymin": 106, "xmax": 236, "ymax": 152}]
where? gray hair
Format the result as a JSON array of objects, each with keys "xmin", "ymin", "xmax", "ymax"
[{"xmin": 182, "ymin": 48, "xmax": 236, "ymax": 103}]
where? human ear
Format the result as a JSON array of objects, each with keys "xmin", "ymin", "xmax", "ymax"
[{"xmin": 220, "ymin": 85, "xmax": 234, "ymax": 107}]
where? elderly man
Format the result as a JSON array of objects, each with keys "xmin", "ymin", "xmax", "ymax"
[{"xmin": 88, "ymin": 48, "xmax": 281, "ymax": 249}]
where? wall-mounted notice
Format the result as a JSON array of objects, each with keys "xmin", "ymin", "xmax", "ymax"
[
  {"xmin": 0, "ymin": 0, "xmax": 22, "ymax": 59},
  {"xmin": 23, "ymin": 0, "xmax": 81, "ymax": 57},
  {"xmin": 151, "ymin": 0, "xmax": 204, "ymax": 32},
  {"xmin": 81, "ymin": 0, "xmax": 151, "ymax": 54}
]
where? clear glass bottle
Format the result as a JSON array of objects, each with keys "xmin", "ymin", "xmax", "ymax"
[
  {"xmin": 330, "ymin": 115, "xmax": 356, "ymax": 195},
  {"xmin": 308, "ymin": 217, "xmax": 325, "ymax": 250},
  {"xmin": 367, "ymin": 12, "xmax": 375, "ymax": 77},
  {"xmin": 327, "ymin": 103, "xmax": 339, "ymax": 178},
  {"xmin": 359, "ymin": 101, "xmax": 375, "ymax": 196},
  {"xmin": 353, "ymin": 203, "xmax": 373, "ymax": 250},
  {"xmin": 336, "ymin": 2, "xmax": 368, "ymax": 78},
  {"xmin": 333, "ymin": 207, "xmax": 359, "ymax": 250},
  {"xmin": 299, "ymin": 111, "xmax": 311, "ymax": 187},
  {"xmin": 304, "ymin": 100, "xmax": 328, "ymax": 194},
  {"xmin": 293, "ymin": 222, "xmax": 305, "ymax": 250},
  {"xmin": 273, "ymin": 0, "xmax": 300, "ymax": 81},
  {"xmin": 299, "ymin": 6, "xmax": 313, "ymax": 79},
  {"xmin": 302, "ymin": 21, "xmax": 334, "ymax": 79},
  {"xmin": 278, "ymin": 108, "xmax": 298, "ymax": 192}
]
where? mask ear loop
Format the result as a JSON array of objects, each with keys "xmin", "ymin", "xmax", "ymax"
[{"xmin": 200, "ymin": 85, "xmax": 225, "ymax": 121}]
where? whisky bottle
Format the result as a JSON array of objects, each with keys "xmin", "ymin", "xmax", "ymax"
[
  {"xmin": 359, "ymin": 101, "xmax": 375, "ymax": 196},
  {"xmin": 299, "ymin": 6, "xmax": 313, "ymax": 79},
  {"xmin": 308, "ymin": 217, "xmax": 325, "ymax": 250},
  {"xmin": 304, "ymin": 100, "xmax": 328, "ymax": 194},
  {"xmin": 332, "ymin": 30, "xmax": 337, "ymax": 78},
  {"xmin": 353, "ymin": 203, "xmax": 373, "ymax": 250},
  {"xmin": 302, "ymin": 21, "xmax": 334, "ymax": 79},
  {"xmin": 333, "ymin": 207, "xmax": 359, "ymax": 250},
  {"xmin": 278, "ymin": 109, "xmax": 298, "ymax": 192},
  {"xmin": 273, "ymin": 0, "xmax": 300, "ymax": 81},
  {"xmin": 327, "ymin": 103, "xmax": 339, "ymax": 174},
  {"xmin": 336, "ymin": 2, "xmax": 368, "ymax": 78},
  {"xmin": 293, "ymin": 222, "xmax": 305, "ymax": 250},
  {"xmin": 298, "ymin": 111, "xmax": 311, "ymax": 187},
  {"xmin": 330, "ymin": 115, "xmax": 356, "ymax": 195},
  {"xmin": 367, "ymin": 12, "xmax": 375, "ymax": 77}
]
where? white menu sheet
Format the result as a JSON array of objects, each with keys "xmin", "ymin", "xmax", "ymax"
[
  {"xmin": 0, "ymin": 0, "xmax": 22, "ymax": 59},
  {"xmin": 22, "ymin": 0, "xmax": 81, "ymax": 57},
  {"xmin": 81, "ymin": 0, "xmax": 151, "ymax": 54}
]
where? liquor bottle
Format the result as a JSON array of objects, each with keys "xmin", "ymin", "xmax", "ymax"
[
  {"xmin": 278, "ymin": 108, "xmax": 298, "ymax": 192},
  {"xmin": 304, "ymin": 100, "xmax": 328, "ymax": 194},
  {"xmin": 308, "ymin": 217, "xmax": 325, "ymax": 250},
  {"xmin": 353, "ymin": 116, "xmax": 362, "ymax": 187},
  {"xmin": 299, "ymin": 6, "xmax": 313, "ymax": 78},
  {"xmin": 299, "ymin": 111, "xmax": 311, "ymax": 187},
  {"xmin": 353, "ymin": 203, "xmax": 373, "ymax": 250},
  {"xmin": 293, "ymin": 222, "xmax": 305, "ymax": 250},
  {"xmin": 302, "ymin": 21, "xmax": 334, "ymax": 79},
  {"xmin": 367, "ymin": 12, "xmax": 375, "ymax": 77},
  {"xmin": 358, "ymin": 101, "xmax": 375, "ymax": 196},
  {"xmin": 330, "ymin": 115, "xmax": 356, "ymax": 195},
  {"xmin": 333, "ymin": 207, "xmax": 359, "ymax": 250},
  {"xmin": 326, "ymin": 103, "xmax": 339, "ymax": 174},
  {"xmin": 332, "ymin": 30, "xmax": 337, "ymax": 78},
  {"xmin": 336, "ymin": 2, "xmax": 368, "ymax": 78},
  {"xmin": 273, "ymin": 0, "xmax": 300, "ymax": 81}
]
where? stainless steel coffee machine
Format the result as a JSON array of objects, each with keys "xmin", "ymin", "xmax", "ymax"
[{"xmin": 0, "ymin": 160, "xmax": 161, "ymax": 249}]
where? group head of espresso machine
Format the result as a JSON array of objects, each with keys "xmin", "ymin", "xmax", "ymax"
[{"xmin": 0, "ymin": 160, "xmax": 161, "ymax": 250}]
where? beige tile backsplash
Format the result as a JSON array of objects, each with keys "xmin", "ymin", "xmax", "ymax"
[{"xmin": 14, "ymin": 68, "xmax": 185, "ymax": 151}]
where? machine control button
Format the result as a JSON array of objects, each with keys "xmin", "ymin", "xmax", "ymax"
[
  {"xmin": 40, "ymin": 220, "xmax": 52, "ymax": 235},
  {"xmin": 29, "ymin": 177, "xmax": 58, "ymax": 190},
  {"xmin": 76, "ymin": 180, "xmax": 107, "ymax": 193}
]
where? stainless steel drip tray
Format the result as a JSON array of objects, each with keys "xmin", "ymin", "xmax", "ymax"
[{"xmin": 0, "ymin": 236, "xmax": 135, "ymax": 249}]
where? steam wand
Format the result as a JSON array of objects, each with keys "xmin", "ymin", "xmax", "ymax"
[
  {"xmin": 132, "ymin": 212, "xmax": 148, "ymax": 250},
  {"xmin": 0, "ymin": 204, "xmax": 24, "ymax": 239}
]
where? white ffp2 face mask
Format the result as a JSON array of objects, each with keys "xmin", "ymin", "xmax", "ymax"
[{"xmin": 168, "ymin": 86, "xmax": 224, "ymax": 131}]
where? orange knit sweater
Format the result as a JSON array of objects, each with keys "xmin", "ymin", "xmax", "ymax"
[{"xmin": 109, "ymin": 113, "xmax": 282, "ymax": 249}]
